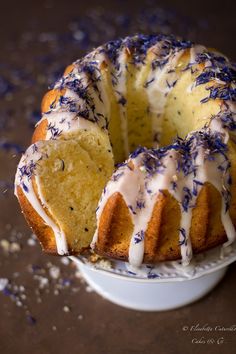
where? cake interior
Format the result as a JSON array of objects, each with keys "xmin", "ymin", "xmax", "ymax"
[{"xmin": 34, "ymin": 127, "xmax": 113, "ymax": 252}]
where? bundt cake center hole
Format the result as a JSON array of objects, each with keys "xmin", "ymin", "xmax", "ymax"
[{"xmin": 105, "ymin": 49, "xmax": 217, "ymax": 164}]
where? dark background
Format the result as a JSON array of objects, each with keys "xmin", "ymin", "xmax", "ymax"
[
  {"xmin": 0, "ymin": 1, "xmax": 236, "ymax": 353},
  {"xmin": 2, "ymin": 0, "xmax": 236, "ymax": 55}
]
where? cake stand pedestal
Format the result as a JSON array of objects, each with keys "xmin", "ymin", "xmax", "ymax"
[{"xmin": 74, "ymin": 260, "xmax": 227, "ymax": 311}]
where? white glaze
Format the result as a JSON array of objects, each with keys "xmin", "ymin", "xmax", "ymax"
[
  {"xmin": 14, "ymin": 143, "xmax": 68, "ymax": 255},
  {"xmin": 38, "ymin": 112, "xmax": 102, "ymax": 140},
  {"xmin": 51, "ymin": 52, "xmax": 108, "ymax": 129},
  {"xmin": 186, "ymin": 45, "xmax": 206, "ymax": 93},
  {"xmin": 112, "ymin": 48, "xmax": 130, "ymax": 156},
  {"xmin": 73, "ymin": 53, "xmax": 110, "ymax": 128},
  {"xmin": 189, "ymin": 45, "xmax": 206, "ymax": 65},
  {"xmin": 146, "ymin": 49, "xmax": 185, "ymax": 143}
]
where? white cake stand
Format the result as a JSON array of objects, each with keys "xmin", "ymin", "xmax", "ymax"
[{"xmin": 70, "ymin": 243, "xmax": 236, "ymax": 311}]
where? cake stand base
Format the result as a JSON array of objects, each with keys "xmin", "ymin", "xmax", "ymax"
[{"xmin": 75, "ymin": 261, "xmax": 227, "ymax": 311}]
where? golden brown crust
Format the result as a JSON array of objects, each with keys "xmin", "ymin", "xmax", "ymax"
[
  {"xmin": 32, "ymin": 87, "xmax": 69, "ymax": 144},
  {"xmin": 144, "ymin": 193, "xmax": 164, "ymax": 262},
  {"xmin": 63, "ymin": 64, "xmax": 75, "ymax": 76},
  {"xmin": 32, "ymin": 119, "xmax": 47, "ymax": 143},
  {"xmin": 41, "ymin": 64, "xmax": 73, "ymax": 114},
  {"xmin": 95, "ymin": 183, "xmax": 229, "ymax": 263},
  {"xmin": 16, "ymin": 182, "xmax": 82, "ymax": 256},
  {"xmin": 40, "ymin": 65, "xmax": 73, "ymax": 114},
  {"xmin": 95, "ymin": 192, "xmax": 132, "ymax": 260},
  {"xmin": 41, "ymin": 89, "xmax": 63, "ymax": 113},
  {"xmin": 16, "ymin": 185, "xmax": 58, "ymax": 254}
]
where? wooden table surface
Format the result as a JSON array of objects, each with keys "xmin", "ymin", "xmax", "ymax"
[{"xmin": 0, "ymin": 1, "xmax": 236, "ymax": 353}]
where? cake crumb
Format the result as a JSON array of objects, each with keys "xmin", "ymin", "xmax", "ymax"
[
  {"xmin": 49, "ymin": 266, "xmax": 60, "ymax": 279},
  {"xmin": 63, "ymin": 305, "xmax": 70, "ymax": 313},
  {"xmin": 98, "ymin": 259, "xmax": 112, "ymax": 270},
  {"xmin": 27, "ymin": 238, "xmax": 36, "ymax": 246},
  {"xmin": 10, "ymin": 242, "xmax": 21, "ymax": 252},
  {"xmin": 0, "ymin": 278, "xmax": 9, "ymax": 291},
  {"xmin": 0, "ymin": 239, "xmax": 10, "ymax": 252},
  {"xmin": 61, "ymin": 257, "xmax": 70, "ymax": 266}
]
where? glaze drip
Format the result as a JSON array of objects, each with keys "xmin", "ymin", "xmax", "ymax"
[{"xmin": 15, "ymin": 143, "xmax": 69, "ymax": 255}]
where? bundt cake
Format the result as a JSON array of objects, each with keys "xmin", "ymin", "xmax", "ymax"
[{"xmin": 15, "ymin": 34, "xmax": 236, "ymax": 266}]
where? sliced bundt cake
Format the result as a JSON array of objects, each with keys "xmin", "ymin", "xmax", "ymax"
[{"xmin": 15, "ymin": 34, "xmax": 236, "ymax": 265}]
